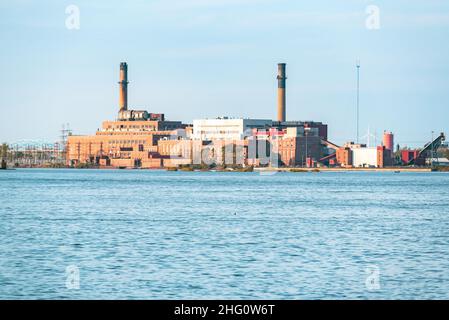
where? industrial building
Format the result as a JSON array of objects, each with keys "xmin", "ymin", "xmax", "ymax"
[
  {"xmin": 401, "ymin": 150, "xmax": 420, "ymax": 165},
  {"xmin": 66, "ymin": 62, "xmax": 332, "ymax": 169},
  {"xmin": 332, "ymin": 137, "xmax": 393, "ymax": 169},
  {"xmin": 192, "ymin": 118, "xmax": 273, "ymax": 141},
  {"xmin": 64, "ymin": 62, "xmax": 447, "ymax": 169},
  {"xmin": 189, "ymin": 63, "xmax": 330, "ymax": 167},
  {"xmin": 66, "ymin": 63, "xmax": 187, "ymax": 168},
  {"xmin": 330, "ymin": 131, "xmax": 448, "ymax": 168},
  {"xmin": 401, "ymin": 133, "xmax": 445, "ymax": 166},
  {"xmin": 326, "ymin": 131, "xmax": 396, "ymax": 168},
  {"xmin": 190, "ymin": 118, "xmax": 329, "ymax": 167},
  {"xmin": 352, "ymin": 146, "xmax": 392, "ymax": 168}
]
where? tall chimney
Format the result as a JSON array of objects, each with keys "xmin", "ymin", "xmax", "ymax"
[
  {"xmin": 277, "ymin": 63, "xmax": 286, "ymax": 122},
  {"xmin": 119, "ymin": 62, "xmax": 128, "ymax": 112}
]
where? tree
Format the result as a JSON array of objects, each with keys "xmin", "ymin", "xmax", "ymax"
[
  {"xmin": 441, "ymin": 147, "xmax": 449, "ymax": 160},
  {"xmin": 1, "ymin": 143, "xmax": 8, "ymax": 159},
  {"xmin": 1, "ymin": 143, "xmax": 7, "ymax": 169}
]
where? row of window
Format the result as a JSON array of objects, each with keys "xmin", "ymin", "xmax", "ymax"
[
  {"xmin": 108, "ymin": 140, "xmax": 148, "ymax": 144},
  {"xmin": 107, "ymin": 125, "xmax": 156, "ymax": 129},
  {"xmin": 199, "ymin": 130, "xmax": 240, "ymax": 134}
]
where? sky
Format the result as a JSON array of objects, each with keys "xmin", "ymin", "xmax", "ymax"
[{"xmin": 0, "ymin": 0, "xmax": 448, "ymax": 147}]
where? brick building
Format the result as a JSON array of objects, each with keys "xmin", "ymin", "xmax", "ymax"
[{"xmin": 66, "ymin": 62, "xmax": 186, "ymax": 168}]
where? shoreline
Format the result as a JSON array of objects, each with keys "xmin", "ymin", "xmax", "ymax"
[
  {"xmin": 255, "ymin": 167, "xmax": 434, "ymax": 173},
  {"xmin": 3, "ymin": 166, "xmax": 440, "ymax": 173}
]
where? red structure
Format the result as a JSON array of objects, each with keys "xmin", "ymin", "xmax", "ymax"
[
  {"xmin": 383, "ymin": 131, "xmax": 394, "ymax": 152},
  {"xmin": 377, "ymin": 146, "xmax": 393, "ymax": 167},
  {"xmin": 401, "ymin": 150, "xmax": 420, "ymax": 164}
]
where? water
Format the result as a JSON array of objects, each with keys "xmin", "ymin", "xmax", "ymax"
[{"xmin": 0, "ymin": 169, "xmax": 448, "ymax": 299}]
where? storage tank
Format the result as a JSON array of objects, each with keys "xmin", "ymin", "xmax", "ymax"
[{"xmin": 383, "ymin": 131, "xmax": 394, "ymax": 152}]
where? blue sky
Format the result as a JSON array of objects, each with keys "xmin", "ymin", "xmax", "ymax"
[{"xmin": 0, "ymin": 0, "xmax": 448, "ymax": 147}]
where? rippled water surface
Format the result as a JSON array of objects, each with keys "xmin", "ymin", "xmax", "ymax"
[{"xmin": 1, "ymin": 169, "xmax": 448, "ymax": 299}]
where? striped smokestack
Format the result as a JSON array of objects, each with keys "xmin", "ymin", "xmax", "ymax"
[
  {"xmin": 277, "ymin": 63, "xmax": 286, "ymax": 122},
  {"xmin": 119, "ymin": 62, "xmax": 129, "ymax": 112}
]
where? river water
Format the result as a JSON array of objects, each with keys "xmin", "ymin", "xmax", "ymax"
[{"xmin": 0, "ymin": 169, "xmax": 448, "ymax": 299}]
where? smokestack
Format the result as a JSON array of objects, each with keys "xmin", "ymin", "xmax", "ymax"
[
  {"xmin": 119, "ymin": 62, "xmax": 128, "ymax": 112},
  {"xmin": 277, "ymin": 63, "xmax": 286, "ymax": 122}
]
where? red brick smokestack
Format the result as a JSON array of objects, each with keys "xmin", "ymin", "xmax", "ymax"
[
  {"xmin": 119, "ymin": 62, "xmax": 128, "ymax": 112},
  {"xmin": 277, "ymin": 63, "xmax": 286, "ymax": 122}
]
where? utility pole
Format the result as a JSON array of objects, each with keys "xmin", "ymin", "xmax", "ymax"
[
  {"xmin": 356, "ymin": 60, "xmax": 361, "ymax": 144},
  {"xmin": 305, "ymin": 127, "xmax": 310, "ymax": 168},
  {"xmin": 305, "ymin": 130, "xmax": 308, "ymax": 168}
]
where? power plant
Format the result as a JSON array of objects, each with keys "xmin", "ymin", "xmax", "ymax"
[{"xmin": 60, "ymin": 61, "xmax": 446, "ymax": 170}]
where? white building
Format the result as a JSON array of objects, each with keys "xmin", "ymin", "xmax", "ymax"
[
  {"xmin": 427, "ymin": 158, "xmax": 449, "ymax": 166},
  {"xmin": 352, "ymin": 147, "xmax": 379, "ymax": 167},
  {"xmin": 192, "ymin": 118, "xmax": 273, "ymax": 141}
]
